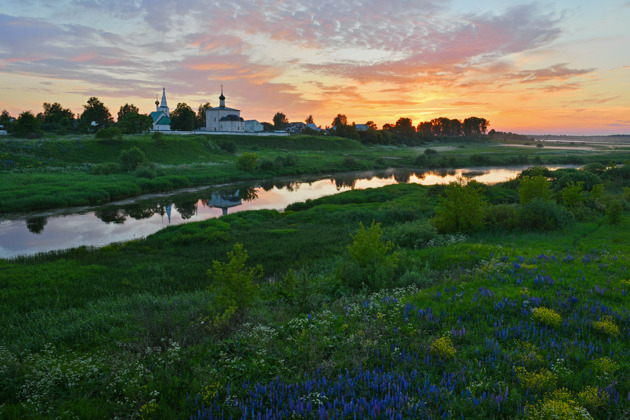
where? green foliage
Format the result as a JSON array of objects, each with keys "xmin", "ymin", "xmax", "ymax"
[
  {"xmin": 217, "ymin": 140, "xmax": 236, "ymax": 153},
  {"xmin": 117, "ymin": 112, "xmax": 152, "ymax": 134},
  {"xmin": 518, "ymin": 198, "xmax": 574, "ymax": 231},
  {"xmin": 560, "ymin": 181, "xmax": 584, "ymax": 208},
  {"xmin": 207, "ymin": 243, "xmax": 262, "ymax": 311},
  {"xmin": 95, "ymin": 127, "xmax": 122, "ymax": 142},
  {"xmin": 554, "ymin": 169, "xmax": 602, "ymax": 192},
  {"xmin": 119, "ymin": 147, "xmax": 148, "ymax": 171},
  {"xmin": 152, "ymin": 131, "xmax": 165, "ymax": 146},
  {"xmin": 486, "ymin": 204, "xmax": 519, "ymax": 231},
  {"xmin": 80, "ymin": 97, "xmax": 113, "ymax": 130},
  {"xmin": 384, "ymin": 220, "xmax": 437, "ymax": 248},
  {"xmin": 9, "ymin": 111, "xmax": 42, "ymax": 138},
  {"xmin": 337, "ymin": 221, "xmax": 399, "ymax": 291},
  {"xmin": 606, "ymin": 199, "xmax": 623, "ymax": 225},
  {"xmin": 433, "ymin": 178, "xmax": 486, "ymax": 233},
  {"xmin": 519, "ymin": 175, "xmax": 552, "ymax": 204},
  {"xmin": 272, "ymin": 112, "xmax": 288, "ymax": 130},
  {"xmin": 236, "ymin": 153, "xmax": 258, "ymax": 171},
  {"xmin": 90, "ymin": 162, "xmax": 122, "ymax": 175},
  {"xmin": 169, "ymin": 103, "xmax": 196, "ymax": 131}
]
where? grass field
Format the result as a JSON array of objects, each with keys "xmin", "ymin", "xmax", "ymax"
[{"xmin": 1, "ymin": 162, "xmax": 629, "ymax": 418}]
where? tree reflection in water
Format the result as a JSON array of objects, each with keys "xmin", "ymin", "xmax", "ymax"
[
  {"xmin": 175, "ymin": 200, "xmax": 198, "ymax": 220},
  {"xmin": 94, "ymin": 208, "xmax": 126, "ymax": 224},
  {"xmin": 26, "ymin": 216, "xmax": 47, "ymax": 234}
]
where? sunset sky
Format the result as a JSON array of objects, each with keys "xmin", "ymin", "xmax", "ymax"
[{"xmin": 1, "ymin": 0, "xmax": 629, "ymax": 135}]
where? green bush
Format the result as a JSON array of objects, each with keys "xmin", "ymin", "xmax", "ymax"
[
  {"xmin": 518, "ymin": 198, "xmax": 574, "ymax": 231},
  {"xmin": 259, "ymin": 159, "xmax": 275, "ymax": 171},
  {"xmin": 119, "ymin": 147, "xmax": 148, "ymax": 172},
  {"xmin": 134, "ymin": 166, "xmax": 156, "ymax": 179},
  {"xmin": 90, "ymin": 162, "xmax": 121, "ymax": 175},
  {"xmin": 217, "ymin": 140, "xmax": 237, "ymax": 153},
  {"xmin": 486, "ymin": 204, "xmax": 519, "ymax": 231},
  {"xmin": 433, "ymin": 178, "xmax": 486, "ymax": 233},
  {"xmin": 606, "ymin": 199, "xmax": 624, "ymax": 225},
  {"xmin": 95, "ymin": 127, "xmax": 122, "ymax": 142},
  {"xmin": 337, "ymin": 221, "xmax": 399, "ymax": 291},
  {"xmin": 236, "ymin": 153, "xmax": 258, "ymax": 172},
  {"xmin": 519, "ymin": 175, "xmax": 552, "ymax": 204},
  {"xmin": 207, "ymin": 243, "xmax": 262, "ymax": 312},
  {"xmin": 385, "ymin": 220, "xmax": 437, "ymax": 248},
  {"xmin": 554, "ymin": 169, "xmax": 601, "ymax": 192},
  {"xmin": 152, "ymin": 131, "xmax": 165, "ymax": 146}
]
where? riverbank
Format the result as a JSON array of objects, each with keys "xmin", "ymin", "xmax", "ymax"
[{"xmin": 1, "ymin": 133, "xmax": 628, "ymax": 214}]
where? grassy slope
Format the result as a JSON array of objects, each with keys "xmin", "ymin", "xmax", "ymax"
[{"xmin": 1, "ymin": 178, "xmax": 629, "ymax": 418}]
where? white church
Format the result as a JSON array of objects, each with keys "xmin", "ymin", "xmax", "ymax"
[
  {"xmin": 150, "ymin": 88, "xmax": 171, "ymax": 131},
  {"xmin": 205, "ymin": 87, "xmax": 245, "ymax": 132}
]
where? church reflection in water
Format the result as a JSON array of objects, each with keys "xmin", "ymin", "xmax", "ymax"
[{"xmin": 205, "ymin": 190, "xmax": 243, "ymax": 216}]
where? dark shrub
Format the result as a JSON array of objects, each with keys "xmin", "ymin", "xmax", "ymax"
[
  {"xmin": 384, "ymin": 220, "xmax": 437, "ymax": 248},
  {"xmin": 119, "ymin": 147, "xmax": 148, "ymax": 171},
  {"xmin": 259, "ymin": 159, "xmax": 275, "ymax": 171},
  {"xmin": 518, "ymin": 199, "xmax": 574, "ymax": 231},
  {"xmin": 486, "ymin": 204, "xmax": 519, "ymax": 231},
  {"xmin": 218, "ymin": 140, "xmax": 237, "ymax": 153},
  {"xmin": 134, "ymin": 166, "xmax": 156, "ymax": 178},
  {"xmin": 554, "ymin": 169, "xmax": 602, "ymax": 192},
  {"xmin": 95, "ymin": 127, "xmax": 122, "ymax": 142},
  {"xmin": 606, "ymin": 199, "xmax": 624, "ymax": 225},
  {"xmin": 91, "ymin": 162, "xmax": 122, "ymax": 175}
]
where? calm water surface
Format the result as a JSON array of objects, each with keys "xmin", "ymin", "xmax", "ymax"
[{"xmin": 0, "ymin": 166, "xmax": 566, "ymax": 258}]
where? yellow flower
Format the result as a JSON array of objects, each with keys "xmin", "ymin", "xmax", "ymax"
[
  {"xmin": 430, "ymin": 337, "xmax": 456, "ymax": 360},
  {"xmin": 592, "ymin": 316, "xmax": 620, "ymax": 337},
  {"xmin": 532, "ymin": 307, "xmax": 562, "ymax": 328}
]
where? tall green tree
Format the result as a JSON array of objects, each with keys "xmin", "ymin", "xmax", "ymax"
[
  {"xmin": 331, "ymin": 114, "xmax": 348, "ymax": 127},
  {"xmin": 463, "ymin": 117, "xmax": 489, "ymax": 137},
  {"xmin": 196, "ymin": 103, "xmax": 212, "ymax": 128},
  {"xmin": 117, "ymin": 103, "xmax": 140, "ymax": 122},
  {"xmin": 117, "ymin": 112, "xmax": 153, "ymax": 134},
  {"xmin": 80, "ymin": 97, "xmax": 113, "ymax": 131},
  {"xmin": 273, "ymin": 112, "xmax": 288, "ymax": 130},
  {"xmin": 433, "ymin": 178, "xmax": 487, "ymax": 233},
  {"xmin": 0, "ymin": 110, "xmax": 12, "ymax": 126},
  {"xmin": 38, "ymin": 102, "xmax": 74, "ymax": 124},
  {"xmin": 169, "ymin": 103, "xmax": 196, "ymax": 131},
  {"xmin": 9, "ymin": 111, "xmax": 42, "ymax": 138},
  {"xmin": 394, "ymin": 117, "xmax": 415, "ymax": 137}
]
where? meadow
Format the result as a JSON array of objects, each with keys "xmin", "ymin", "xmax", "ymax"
[
  {"xmin": 1, "ymin": 132, "xmax": 629, "ymax": 214},
  {"xmin": 1, "ymin": 161, "xmax": 629, "ymax": 418}
]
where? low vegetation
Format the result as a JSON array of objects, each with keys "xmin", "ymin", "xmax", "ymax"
[{"xmin": 1, "ymin": 161, "xmax": 630, "ymax": 418}]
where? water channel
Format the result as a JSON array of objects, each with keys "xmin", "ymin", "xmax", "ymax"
[{"xmin": 0, "ymin": 166, "xmax": 569, "ymax": 258}]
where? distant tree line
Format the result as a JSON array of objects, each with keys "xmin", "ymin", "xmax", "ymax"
[
  {"xmin": 1, "ymin": 97, "xmax": 217, "ymax": 139},
  {"xmin": 321, "ymin": 114, "xmax": 490, "ymax": 146}
]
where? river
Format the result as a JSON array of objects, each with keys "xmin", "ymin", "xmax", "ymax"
[{"xmin": 0, "ymin": 166, "xmax": 567, "ymax": 258}]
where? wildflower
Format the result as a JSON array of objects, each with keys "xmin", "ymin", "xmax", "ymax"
[
  {"xmin": 525, "ymin": 388, "xmax": 593, "ymax": 419},
  {"xmin": 592, "ymin": 315, "xmax": 620, "ymax": 337},
  {"xmin": 515, "ymin": 366, "xmax": 558, "ymax": 392},
  {"xmin": 577, "ymin": 386, "xmax": 609, "ymax": 409},
  {"xmin": 430, "ymin": 336, "xmax": 456, "ymax": 360},
  {"xmin": 531, "ymin": 307, "xmax": 562, "ymax": 328}
]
